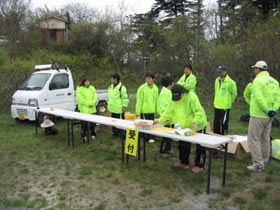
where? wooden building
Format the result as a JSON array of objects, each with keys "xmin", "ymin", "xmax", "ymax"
[{"xmin": 39, "ymin": 16, "xmax": 69, "ymax": 45}]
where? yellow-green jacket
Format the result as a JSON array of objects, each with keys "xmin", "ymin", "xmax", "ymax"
[
  {"xmin": 159, "ymin": 92, "xmax": 207, "ymax": 130},
  {"xmin": 107, "ymin": 82, "xmax": 129, "ymax": 114},
  {"xmin": 177, "ymin": 73, "xmax": 197, "ymax": 92},
  {"xmin": 158, "ymin": 87, "xmax": 176, "ymax": 124},
  {"xmin": 76, "ymin": 85, "xmax": 97, "ymax": 114},
  {"xmin": 214, "ymin": 74, "xmax": 237, "ymax": 109},
  {"xmin": 243, "ymin": 82, "xmax": 253, "ymax": 105},
  {"xmin": 135, "ymin": 83, "xmax": 158, "ymax": 115},
  {"xmin": 250, "ymin": 71, "xmax": 280, "ymax": 118}
]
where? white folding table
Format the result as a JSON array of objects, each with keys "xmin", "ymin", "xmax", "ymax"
[{"xmin": 37, "ymin": 108, "xmax": 233, "ymax": 194}]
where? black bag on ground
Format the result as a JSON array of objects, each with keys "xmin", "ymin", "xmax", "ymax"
[{"xmin": 239, "ymin": 114, "xmax": 250, "ymax": 122}]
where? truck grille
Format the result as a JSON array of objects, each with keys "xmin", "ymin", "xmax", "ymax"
[{"xmin": 17, "ymin": 109, "xmax": 27, "ymax": 115}]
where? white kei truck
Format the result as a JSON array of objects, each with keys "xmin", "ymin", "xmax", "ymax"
[{"xmin": 11, "ymin": 63, "xmax": 108, "ymax": 123}]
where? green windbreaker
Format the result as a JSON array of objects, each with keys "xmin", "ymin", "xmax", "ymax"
[
  {"xmin": 243, "ymin": 82, "xmax": 253, "ymax": 105},
  {"xmin": 135, "ymin": 83, "xmax": 158, "ymax": 115},
  {"xmin": 177, "ymin": 73, "xmax": 197, "ymax": 92},
  {"xmin": 107, "ymin": 82, "xmax": 129, "ymax": 114},
  {"xmin": 214, "ymin": 74, "xmax": 237, "ymax": 109},
  {"xmin": 158, "ymin": 92, "xmax": 207, "ymax": 130},
  {"xmin": 76, "ymin": 85, "xmax": 97, "ymax": 114},
  {"xmin": 250, "ymin": 71, "xmax": 280, "ymax": 118},
  {"xmin": 158, "ymin": 86, "xmax": 176, "ymax": 124}
]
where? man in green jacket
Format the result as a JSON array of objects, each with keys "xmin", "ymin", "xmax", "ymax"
[
  {"xmin": 108, "ymin": 73, "xmax": 129, "ymax": 138},
  {"xmin": 158, "ymin": 76, "xmax": 175, "ymax": 156},
  {"xmin": 243, "ymin": 73, "xmax": 255, "ymax": 105},
  {"xmin": 213, "ymin": 65, "xmax": 237, "ymax": 135},
  {"xmin": 154, "ymin": 84, "xmax": 207, "ymax": 173},
  {"xmin": 247, "ymin": 61, "xmax": 280, "ymax": 172},
  {"xmin": 135, "ymin": 71, "xmax": 159, "ymax": 143},
  {"xmin": 177, "ymin": 64, "xmax": 197, "ymax": 92}
]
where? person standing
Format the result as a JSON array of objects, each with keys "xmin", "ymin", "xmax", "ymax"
[
  {"xmin": 135, "ymin": 71, "xmax": 159, "ymax": 143},
  {"xmin": 177, "ymin": 64, "xmax": 197, "ymax": 92},
  {"xmin": 213, "ymin": 65, "xmax": 237, "ymax": 135},
  {"xmin": 243, "ymin": 73, "xmax": 255, "ymax": 105},
  {"xmin": 247, "ymin": 61, "xmax": 280, "ymax": 172},
  {"xmin": 154, "ymin": 84, "xmax": 207, "ymax": 173},
  {"xmin": 158, "ymin": 76, "xmax": 175, "ymax": 156},
  {"xmin": 107, "ymin": 73, "xmax": 129, "ymax": 138},
  {"xmin": 76, "ymin": 76, "xmax": 97, "ymax": 140}
]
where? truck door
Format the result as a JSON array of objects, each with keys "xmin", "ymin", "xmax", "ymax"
[{"xmin": 48, "ymin": 73, "xmax": 75, "ymax": 110}]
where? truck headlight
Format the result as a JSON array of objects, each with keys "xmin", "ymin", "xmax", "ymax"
[{"xmin": 28, "ymin": 99, "xmax": 38, "ymax": 107}]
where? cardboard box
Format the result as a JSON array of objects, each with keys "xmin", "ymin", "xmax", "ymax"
[
  {"xmin": 218, "ymin": 135, "xmax": 250, "ymax": 159},
  {"xmin": 206, "ymin": 122, "xmax": 250, "ymax": 159}
]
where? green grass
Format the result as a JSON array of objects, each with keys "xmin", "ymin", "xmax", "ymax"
[{"xmin": 0, "ymin": 101, "xmax": 280, "ymax": 209}]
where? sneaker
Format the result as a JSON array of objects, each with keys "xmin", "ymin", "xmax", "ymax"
[
  {"xmin": 175, "ymin": 162, "xmax": 189, "ymax": 169},
  {"xmin": 91, "ymin": 135, "xmax": 96, "ymax": 140},
  {"xmin": 167, "ymin": 149, "xmax": 174, "ymax": 154},
  {"xmin": 148, "ymin": 139, "xmax": 155, "ymax": 143},
  {"xmin": 247, "ymin": 164, "xmax": 265, "ymax": 172},
  {"xmin": 160, "ymin": 153, "xmax": 169, "ymax": 158},
  {"xmin": 83, "ymin": 136, "xmax": 87, "ymax": 141},
  {"xmin": 192, "ymin": 166, "xmax": 203, "ymax": 173}
]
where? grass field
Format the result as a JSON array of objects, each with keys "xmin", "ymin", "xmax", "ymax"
[{"xmin": 0, "ymin": 101, "xmax": 280, "ymax": 210}]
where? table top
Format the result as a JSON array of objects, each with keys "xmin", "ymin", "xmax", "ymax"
[{"xmin": 39, "ymin": 108, "xmax": 233, "ymax": 148}]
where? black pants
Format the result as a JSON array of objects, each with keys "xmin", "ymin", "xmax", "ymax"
[
  {"xmin": 111, "ymin": 112, "xmax": 125, "ymax": 137},
  {"xmin": 141, "ymin": 113, "xmax": 154, "ymax": 141},
  {"xmin": 178, "ymin": 129, "xmax": 206, "ymax": 168},
  {"xmin": 160, "ymin": 124, "xmax": 174, "ymax": 153},
  {"xmin": 213, "ymin": 108, "xmax": 230, "ymax": 135},
  {"xmin": 81, "ymin": 113, "xmax": 96, "ymax": 137}
]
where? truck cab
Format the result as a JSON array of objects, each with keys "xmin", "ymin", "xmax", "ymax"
[{"xmin": 11, "ymin": 63, "xmax": 107, "ymax": 122}]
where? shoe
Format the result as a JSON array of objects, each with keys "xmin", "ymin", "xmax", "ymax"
[
  {"xmin": 175, "ymin": 162, "xmax": 189, "ymax": 169},
  {"xmin": 192, "ymin": 166, "xmax": 203, "ymax": 173},
  {"xmin": 167, "ymin": 149, "xmax": 174, "ymax": 154},
  {"xmin": 247, "ymin": 164, "xmax": 265, "ymax": 172},
  {"xmin": 160, "ymin": 153, "xmax": 169, "ymax": 157},
  {"xmin": 112, "ymin": 134, "xmax": 119, "ymax": 138},
  {"xmin": 83, "ymin": 136, "xmax": 87, "ymax": 142},
  {"xmin": 91, "ymin": 135, "xmax": 96, "ymax": 140},
  {"xmin": 148, "ymin": 139, "xmax": 155, "ymax": 143}
]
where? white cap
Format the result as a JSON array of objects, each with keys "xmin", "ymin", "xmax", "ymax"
[
  {"xmin": 251, "ymin": 61, "xmax": 268, "ymax": 70},
  {"xmin": 40, "ymin": 118, "xmax": 54, "ymax": 128}
]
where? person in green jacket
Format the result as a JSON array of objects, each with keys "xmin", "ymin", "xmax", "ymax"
[
  {"xmin": 154, "ymin": 84, "xmax": 207, "ymax": 173},
  {"xmin": 135, "ymin": 71, "xmax": 159, "ymax": 143},
  {"xmin": 158, "ymin": 76, "xmax": 175, "ymax": 156},
  {"xmin": 243, "ymin": 73, "xmax": 255, "ymax": 105},
  {"xmin": 177, "ymin": 64, "xmax": 197, "ymax": 92},
  {"xmin": 213, "ymin": 65, "xmax": 237, "ymax": 135},
  {"xmin": 107, "ymin": 73, "xmax": 129, "ymax": 138},
  {"xmin": 76, "ymin": 76, "xmax": 97, "ymax": 140},
  {"xmin": 247, "ymin": 61, "xmax": 280, "ymax": 172}
]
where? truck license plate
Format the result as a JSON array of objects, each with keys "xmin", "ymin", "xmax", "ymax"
[{"xmin": 18, "ymin": 114, "xmax": 25, "ymax": 120}]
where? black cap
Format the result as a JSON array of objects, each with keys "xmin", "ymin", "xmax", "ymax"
[
  {"xmin": 110, "ymin": 73, "xmax": 121, "ymax": 81},
  {"xmin": 171, "ymin": 84, "xmax": 188, "ymax": 101},
  {"xmin": 216, "ymin": 65, "xmax": 228, "ymax": 72}
]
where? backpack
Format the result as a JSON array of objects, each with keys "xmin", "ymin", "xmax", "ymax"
[
  {"xmin": 44, "ymin": 126, "xmax": 58, "ymax": 135},
  {"xmin": 239, "ymin": 114, "xmax": 250, "ymax": 122},
  {"xmin": 272, "ymin": 117, "xmax": 280, "ymax": 128}
]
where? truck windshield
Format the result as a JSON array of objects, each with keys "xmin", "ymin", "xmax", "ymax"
[{"xmin": 19, "ymin": 73, "xmax": 51, "ymax": 90}]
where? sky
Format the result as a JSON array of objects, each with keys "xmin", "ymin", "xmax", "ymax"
[
  {"xmin": 32, "ymin": 0, "xmax": 157, "ymax": 14},
  {"xmin": 32, "ymin": 0, "xmax": 216, "ymax": 14}
]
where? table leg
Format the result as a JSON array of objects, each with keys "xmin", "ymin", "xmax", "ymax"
[
  {"xmin": 207, "ymin": 149, "xmax": 213, "ymax": 194},
  {"xmin": 67, "ymin": 119, "xmax": 70, "ymax": 147},
  {"xmin": 222, "ymin": 143, "xmax": 228, "ymax": 187}
]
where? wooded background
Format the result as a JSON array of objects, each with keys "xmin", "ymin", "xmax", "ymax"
[{"xmin": 0, "ymin": 0, "xmax": 279, "ymax": 112}]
